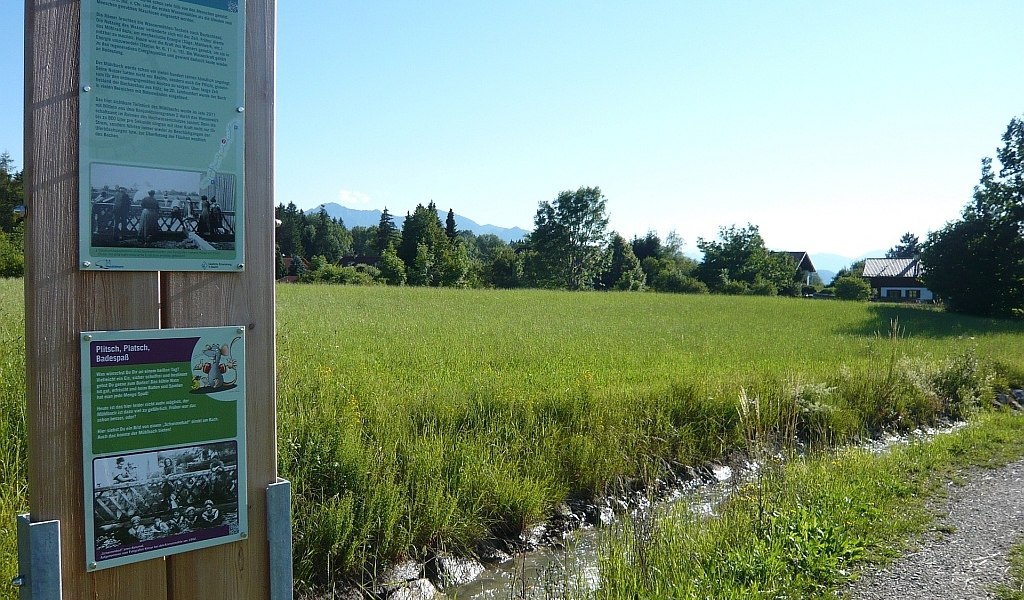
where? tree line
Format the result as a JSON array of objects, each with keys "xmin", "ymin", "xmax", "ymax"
[
  {"xmin": 4, "ymin": 113, "xmax": 1022, "ymax": 318},
  {"xmin": 0, "ymin": 152, "xmax": 24, "ymax": 277},
  {"xmin": 276, "ymin": 187, "xmax": 815, "ymax": 296}
]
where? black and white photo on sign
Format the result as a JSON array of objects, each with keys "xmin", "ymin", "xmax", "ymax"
[
  {"xmin": 90, "ymin": 163, "xmax": 237, "ymax": 251},
  {"xmin": 92, "ymin": 441, "xmax": 240, "ymax": 553}
]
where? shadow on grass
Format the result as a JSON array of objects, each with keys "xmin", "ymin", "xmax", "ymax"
[{"xmin": 839, "ymin": 303, "xmax": 1024, "ymax": 339}]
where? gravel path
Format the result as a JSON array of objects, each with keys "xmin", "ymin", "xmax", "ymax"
[{"xmin": 845, "ymin": 458, "xmax": 1024, "ymax": 599}]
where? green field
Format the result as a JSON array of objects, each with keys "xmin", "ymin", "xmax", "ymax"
[{"xmin": 2, "ymin": 281, "xmax": 1024, "ymax": 594}]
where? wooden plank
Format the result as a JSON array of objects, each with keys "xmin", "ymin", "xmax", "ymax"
[
  {"xmin": 24, "ymin": 1, "xmax": 170, "ymax": 597},
  {"xmin": 164, "ymin": 0, "xmax": 277, "ymax": 596}
]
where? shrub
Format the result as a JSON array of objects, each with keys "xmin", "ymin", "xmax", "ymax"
[
  {"xmin": 650, "ymin": 271, "xmax": 709, "ymax": 294},
  {"xmin": 929, "ymin": 350, "xmax": 991, "ymax": 421},
  {"xmin": 750, "ymin": 279, "xmax": 778, "ymax": 296},
  {"xmin": 721, "ymin": 280, "xmax": 750, "ymax": 295},
  {"xmin": 834, "ymin": 276, "xmax": 871, "ymax": 301},
  {"xmin": 0, "ymin": 231, "xmax": 23, "ymax": 278}
]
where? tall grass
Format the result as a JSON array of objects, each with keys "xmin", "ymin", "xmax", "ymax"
[
  {"xmin": 275, "ymin": 286, "xmax": 1024, "ymax": 590},
  {"xmin": 596, "ymin": 410, "xmax": 1024, "ymax": 599},
  {"xmin": 0, "ymin": 279, "xmax": 26, "ymax": 600},
  {"xmin": 2, "ymin": 283, "xmax": 1024, "ymax": 593}
]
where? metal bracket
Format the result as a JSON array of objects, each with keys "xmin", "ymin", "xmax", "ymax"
[
  {"xmin": 267, "ymin": 479, "xmax": 293, "ymax": 600},
  {"xmin": 12, "ymin": 204, "xmax": 26, "ymax": 221},
  {"xmin": 14, "ymin": 514, "xmax": 62, "ymax": 600}
]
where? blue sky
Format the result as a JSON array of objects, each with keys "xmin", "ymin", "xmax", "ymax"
[{"xmin": 3, "ymin": 1, "xmax": 1023, "ymax": 257}]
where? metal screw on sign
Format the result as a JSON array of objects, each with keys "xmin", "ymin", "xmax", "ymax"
[
  {"xmin": 237, "ymin": 263, "xmax": 244, "ymax": 269},
  {"xmin": 10, "ymin": 575, "xmax": 24, "ymax": 587},
  {"xmin": 236, "ymin": 106, "xmax": 244, "ymax": 113},
  {"xmin": 83, "ymin": 85, "xmax": 92, "ymax": 92},
  {"xmin": 83, "ymin": 335, "xmax": 92, "ymax": 342},
  {"xmin": 82, "ymin": 261, "xmax": 91, "ymax": 268}
]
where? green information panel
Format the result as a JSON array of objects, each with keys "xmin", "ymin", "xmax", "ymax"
[
  {"xmin": 81, "ymin": 326, "xmax": 248, "ymax": 571},
  {"xmin": 79, "ymin": 0, "xmax": 246, "ymax": 271}
]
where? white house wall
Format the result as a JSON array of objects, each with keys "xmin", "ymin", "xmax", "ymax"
[{"xmin": 880, "ymin": 287, "xmax": 934, "ymax": 301}]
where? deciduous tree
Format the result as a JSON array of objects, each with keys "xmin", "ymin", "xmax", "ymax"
[
  {"xmin": 922, "ymin": 117, "xmax": 1024, "ymax": 317},
  {"xmin": 528, "ymin": 186, "xmax": 610, "ymax": 290},
  {"xmin": 695, "ymin": 224, "xmax": 795, "ymax": 295}
]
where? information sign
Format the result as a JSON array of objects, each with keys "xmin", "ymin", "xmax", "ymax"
[
  {"xmin": 78, "ymin": 0, "xmax": 246, "ymax": 271},
  {"xmin": 81, "ymin": 326, "xmax": 248, "ymax": 571}
]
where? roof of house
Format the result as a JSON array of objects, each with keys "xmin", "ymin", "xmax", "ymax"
[
  {"xmin": 862, "ymin": 258, "xmax": 924, "ymax": 278},
  {"xmin": 776, "ymin": 251, "xmax": 816, "ymax": 273}
]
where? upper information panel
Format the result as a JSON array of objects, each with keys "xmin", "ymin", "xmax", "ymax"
[{"xmin": 79, "ymin": 0, "xmax": 246, "ymax": 272}]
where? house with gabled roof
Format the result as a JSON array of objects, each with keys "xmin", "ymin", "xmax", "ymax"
[
  {"xmin": 861, "ymin": 258, "xmax": 933, "ymax": 302},
  {"xmin": 775, "ymin": 251, "xmax": 817, "ymax": 285}
]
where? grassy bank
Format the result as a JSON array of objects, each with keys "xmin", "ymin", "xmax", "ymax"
[
  {"xmin": 2, "ymin": 282, "xmax": 1024, "ymax": 594},
  {"xmin": 596, "ymin": 410, "xmax": 1024, "ymax": 599}
]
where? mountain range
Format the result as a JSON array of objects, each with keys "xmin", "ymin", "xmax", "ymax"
[{"xmin": 311, "ymin": 202, "xmax": 530, "ymax": 243}]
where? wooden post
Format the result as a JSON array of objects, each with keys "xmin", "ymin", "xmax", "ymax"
[
  {"xmin": 23, "ymin": 0, "xmax": 277, "ymax": 597},
  {"xmin": 163, "ymin": 0, "xmax": 278, "ymax": 596}
]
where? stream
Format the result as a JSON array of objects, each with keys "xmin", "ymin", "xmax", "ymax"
[
  {"xmin": 448, "ymin": 463, "xmax": 741, "ymax": 599},
  {"xmin": 447, "ymin": 423, "xmax": 965, "ymax": 599}
]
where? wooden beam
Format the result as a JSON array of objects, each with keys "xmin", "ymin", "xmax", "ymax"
[
  {"xmin": 163, "ymin": 0, "xmax": 277, "ymax": 596},
  {"xmin": 24, "ymin": 1, "xmax": 170, "ymax": 597}
]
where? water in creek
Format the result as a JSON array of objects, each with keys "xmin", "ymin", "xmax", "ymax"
[
  {"xmin": 448, "ymin": 424, "xmax": 964, "ymax": 599},
  {"xmin": 449, "ymin": 464, "xmax": 739, "ymax": 599}
]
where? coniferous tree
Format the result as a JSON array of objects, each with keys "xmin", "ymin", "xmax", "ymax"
[
  {"xmin": 408, "ymin": 242, "xmax": 433, "ymax": 286},
  {"xmin": 307, "ymin": 209, "xmax": 351, "ymax": 263},
  {"xmin": 274, "ymin": 202, "xmax": 304, "ymax": 258},
  {"xmin": 375, "ymin": 208, "xmax": 399, "ymax": 255},
  {"xmin": 445, "ymin": 209, "xmax": 458, "ymax": 240},
  {"xmin": 886, "ymin": 233, "xmax": 922, "ymax": 259},
  {"xmin": 601, "ymin": 233, "xmax": 646, "ymax": 291}
]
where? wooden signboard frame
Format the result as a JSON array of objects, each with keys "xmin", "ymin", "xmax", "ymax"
[{"xmin": 24, "ymin": 0, "xmax": 278, "ymax": 597}]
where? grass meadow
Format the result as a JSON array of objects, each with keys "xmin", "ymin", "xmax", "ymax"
[
  {"xmin": 2, "ymin": 282, "xmax": 1024, "ymax": 595},
  {"xmin": 275, "ymin": 285, "xmax": 1024, "ymax": 590}
]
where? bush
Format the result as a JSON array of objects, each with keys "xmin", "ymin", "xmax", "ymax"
[
  {"xmin": 721, "ymin": 280, "xmax": 750, "ymax": 295},
  {"xmin": 834, "ymin": 276, "xmax": 871, "ymax": 301},
  {"xmin": 750, "ymin": 279, "xmax": 778, "ymax": 296},
  {"xmin": 650, "ymin": 271, "xmax": 709, "ymax": 294},
  {"xmin": 0, "ymin": 231, "xmax": 23, "ymax": 278},
  {"xmin": 929, "ymin": 350, "xmax": 991, "ymax": 421}
]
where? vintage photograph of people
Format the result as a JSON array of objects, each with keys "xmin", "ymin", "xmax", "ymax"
[
  {"xmin": 91, "ymin": 441, "xmax": 241, "ymax": 562},
  {"xmin": 89, "ymin": 163, "xmax": 237, "ymax": 253}
]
